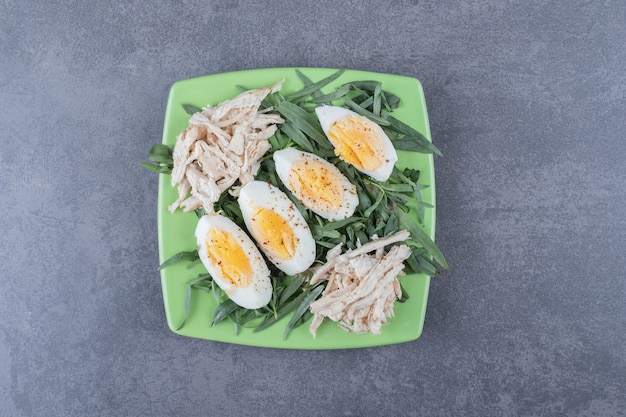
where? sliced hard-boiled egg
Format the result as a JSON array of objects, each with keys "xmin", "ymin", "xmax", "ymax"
[
  {"xmin": 195, "ymin": 214, "xmax": 272, "ymax": 309},
  {"xmin": 315, "ymin": 105, "xmax": 398, "ymax": 182},
  {"xmin": 273, "ymin": 148, "xmax": 358, "ymax": 221},
  {"xmin": 238, "ymin": 181, "xmax": 316, "ymax": 275}
]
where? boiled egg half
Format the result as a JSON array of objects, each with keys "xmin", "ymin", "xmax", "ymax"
[
  {"xmin": 273, "ymin": 148, "xmax": 358, "ymax": 221},
  {"xmin": 315, "ymin": 105, "xmax": 397, "ymax": 182},
  {"xmin": 238, "ymin": 181, "xmax": 316, "ymax": 276},
  {"xmin": 195, "ymin": 214, "xmax": 272, "ymax": 309}
]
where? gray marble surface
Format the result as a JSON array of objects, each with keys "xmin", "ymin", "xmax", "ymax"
[{"xmin": 1, "ymin": 1, "xmax": 625, "ymax": 416}]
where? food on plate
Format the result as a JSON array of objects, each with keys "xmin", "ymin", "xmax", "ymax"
[
  {"xmin": 146, "ymin": 69, "xmax": 448, "ymax": 343},
  {"xmin": 237, "ymin": 181, "xmax": 316, "ymax": 275},
  {"xmin": 273, "ymin": 148, "xmax": 358, "ymax": 221},
  {"xmin": 169, "ymin": 80, "xmax": 285, "ymax": 213},
  {"xmin": 308, "ymin": 230, "xmax": 411, "ymax": 336},
  {"xmin": 315, "ymin": 105, "xmax": 397, "ymax": 182},
  {"xmin": 195, "ymin": 214, "xmax": 272, "ymax": 309}
]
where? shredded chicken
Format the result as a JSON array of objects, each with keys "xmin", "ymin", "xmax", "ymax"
[
  {"xmin": 309, "ymin": 230, "xmax": 412, "ymax": 336},
  {"xmin": 169, "ymin": 80, "xmax": 285, "ymax": 213}
]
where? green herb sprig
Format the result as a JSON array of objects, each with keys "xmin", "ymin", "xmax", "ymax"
[
  {"xmin": 159, "ymin": 251, "xmax": 321, "ymax": 339},
  {"xmin": 141, "ymin": 144, "xmax": 174, "ymax": 174}
]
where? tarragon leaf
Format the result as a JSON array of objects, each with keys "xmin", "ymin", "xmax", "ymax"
[
  {"xmin": 397, "ymin": 209, "xmax": 448, "ymax": 269},
  {"xmin": 212, "ymin": 299, "xmax": 240, "ymax": 326},
  {"xmin": 275, "ymin": 100, "xmax": 332, "ymax": 149},
  {"xmin": 158, "ymin": 250, "xmax": 199, "ymax": 271},
  {"xmin": 182, "ymin": 103, "xmax": 201, "ymax": 115},
  {"xmin": 383, "ymin": 114, "xmax": 442, "ymax": 156},
  {"xmin": 308, "ymin": 85, "xmax": 351, "ymax": 104},
  {"xmin": 283, "ymin": 285, "xmax": 325, "ymax": 340},
  {"xmin": 342, "ymin": 96, "xmax": 391, "ymax": 126},
  {"xmin": 286, "ymin": 69, "xmax": 345, "ymax": 100}
]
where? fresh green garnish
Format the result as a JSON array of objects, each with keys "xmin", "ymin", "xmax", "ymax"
[
  {"xmin": 158, "ymin": 250, "xmax": 198, "ymax": 271},
  {"xmin": 161, "ymin": 250, "xmax": 321, "ymax": 339},
  {"xmin": 141, "ymin": 144, "xmax": 174, "ymax": 174},
  {"xmin": 182, "ymin": 103, "xmax": 201, "ymax": 115}
]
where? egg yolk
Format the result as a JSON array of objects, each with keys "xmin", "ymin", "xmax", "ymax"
[
  {"xmin": 250, "ymin": 208, "xmax": 296, "ymax": 261},
  {"xmin": 206, "ymin": 229, "xmax": 252, "ymax": 287},
  {"xmin": 327, "ymin": 115, "xmax": 385, "ymax": 172},
  {"xmin": 288, "ymin": 159, "xmax": 343, "ymax": 213}
]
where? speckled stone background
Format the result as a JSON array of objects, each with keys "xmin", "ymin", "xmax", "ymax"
[{"xmin": 1, "ymin": 1, "xmax": 625, "ymax": 416}]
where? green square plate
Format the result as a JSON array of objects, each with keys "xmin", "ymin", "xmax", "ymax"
[{"xmin": 158, "ymin": 68, "xmax": 436, "ymax": 349}]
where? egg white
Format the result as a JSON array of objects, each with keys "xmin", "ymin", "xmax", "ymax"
[
  {"xmin": 195, "ymin": 214, "xmax": 272, "ymax": 309},
  {"xmin": 273, "ymin": 148, "xmax": 358, "ymax": 221},
  {"xmin": 315, "ymin": 105, "xmax": 398, "ymax": 182},
  {"xmin": 237, "ymin": 181, "xmax": 316, "ymax": 275}
]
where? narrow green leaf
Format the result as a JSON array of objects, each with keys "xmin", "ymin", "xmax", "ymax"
[
  {"xmin": 140, "ymin": 162, "xmax": 171, "ymax": 174},
  {"xmin": 403, "ymin": 168, "xmax": 422, "ymax": 184},
  {"xmin": 279, "ymin": 276, "xmax": 305, "ymax": 304},
  {"xmin": 346, "ymin": 235, "xmax": 356, "ymax": 250},
  {"xmin": 372, "ymin": 217, "xmax": 386, "ymax": 234},
  {"xmin": 280, "ymin": 122, "xmax": 315, "ymax": 153},
  {"xmin": 309, "ymin": 85, "xmax": 351, "ymax": 104},
  {"xmin": 390, "ymin": 167, "xmax": 417, "ymax": 186},
  {"xmin": 158, "ymin": 250, "xmax": 199, "ymax": 271},
  {"xmin": 380, "ymin": 183, "xmax": 415, "ymax": 193},
  {"xmin": 253, "ymin": 287, "xmax": 312, "ymax": 333},
  {"xmin": 275, "ymin": 101, "xmax": 331, "ymax": 149},
  {"xmin": 363, "ymin": 189, "xmax": 385, "ymax": 218},
  {"xmin": 211, "ymin": 279, "xmax": 220, "ymax": 301},
  {"xmin": 212, "ymin": 299, "xmax": 240, "ymax": 326},
  {"xmin": 272, "ymin": 129, "xmax": 290, "ymax": 150},
  {"xmin": 358, "ymin": 96, "xmax": 374, "ymax": 109},
  {"xmin": 343, "ymin": 81, "xmax": 401, "ymax": 110},
  {"xmin": 342, "ymin": 96, "xmax": 391, "ymax": 126},
  {"xmin": 391, "ymin": 137, "xmax": 440, "ymax": 154},
  {"xmin": 406, "ymin": 253, "xmax": 438, "ymax": 275},
  {"xmin": 322, "ymin": 229, "xmax": 342, "ymax": 239},
  {"xmin": 316, "ymin": 240, "xmax": 340, "ymax": 249},
  {"xmin": 398, "ymin": 282, "xmax": 409, "ymax": 302},
  {"xmin": 190, "ymin": 284, "xmax": 212, "ymax": 291},
  {"xmin": 343, "ymin": 80, "xmax": 380, "ymax": 92},
  {"xmin": 387, "ymin": 191, "xmax": 433, "ymax": 208},
  {"xmin": 187, "ymin": 273, "xmax": 212, "ymax": 286},
  {"xmin": 355, "ymin": 230, "xmax": 369, "ymax": 245},
  {"xmin": 148, "ymin": 144, "xmax": 173, "ymax": 163},
  {"xmin": 194, "ymin": 207, "xmax": 206, "ymax": 218},
  {"xmin": 373, "ymin": 82, "xmax": 382, "ymax": 116},
  {"xmin": 175, "ymin": 285, "xmax": 192, "ymax": 331},
  {"xmin": 397, "ymin": 209, "xmax": 449, "ymax": 269},
  {"xmin": 182, "ymin": 103, "xmax": 201, "ymax": 115},
  {"xmin": 322, "ymin": 216, "xmax": 365, "ymax": 231},
  {"xmin": 295, "ymin": 69, "xmax": 324, "ymax": 99},
  {"xmin": 383, "ymin": 114, "xmax": 442, "ymax": 156},
  {"xmin": 286, "ymin": 69, "xmax": 345, "ymax": 100},
  {"xmin": 268, "ymin": 134, "xmax": 280, "ymax": 150},
  {"xmin": 293, "ymin": 309, "xmax": 313, "ymax": 329},
  {"xmin": 238, "ymin": 309, "xmax": 264, "ymax": 326},
  {"xmin": 382, "ymin": 91, "xmax": 401, "ymax": 110},
  {"xmin": 384, "ymin": 213, "xmax": 399, "ymax": 236},
  {"xmin": 356, "ymin": 185, "xmax": 372, "ymax": 211},
  {"xmin": 405, "ymin": 251, "xmax": 422, "ymax": 273},
  {"xmin": 417, "ymin": 254, "xmax": 440, "ymax": 276},
  {"xmin": 349, "ymin": 93, "xmax": 369, "ymax": 106},
  {"xmin": 186, "ymin": 258, "xmax": 202, "ymax": 269},
  {"xmin": 283, "ymin": 285, "xmax": 325, "ymax": 340}
]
